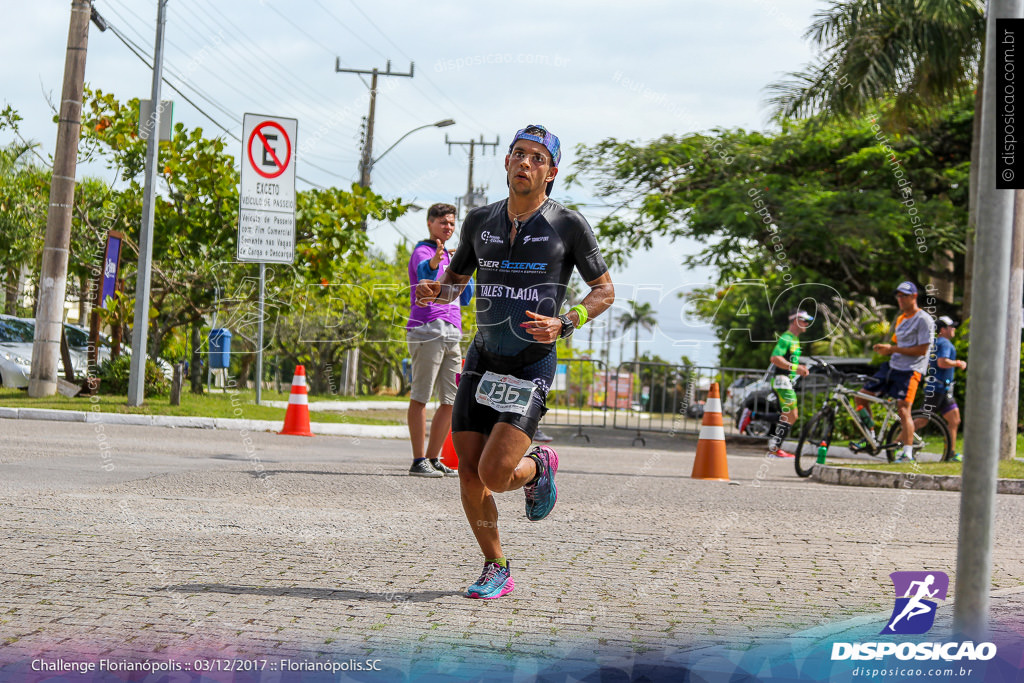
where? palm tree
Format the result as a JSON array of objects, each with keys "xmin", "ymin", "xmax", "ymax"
[
  {"xmin": 767, "ymin": 0, "xmax": 984, "ymax": 121},
  {"xmin": 620, "ymin": 301, "xmax": 657, "ymax": 411},
  {"xmin": 621, "ymin": 301, "xmax": 657, "ymax": 366}
]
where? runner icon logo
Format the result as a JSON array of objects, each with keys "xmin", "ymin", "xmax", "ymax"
[{"xmin": 882, "ymin": 571, "xmax": 949, "ymax": 635}]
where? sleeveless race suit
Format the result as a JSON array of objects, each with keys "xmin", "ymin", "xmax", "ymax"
[
  {"xmin": 447, "ymin": 198, "xmax": 608, "ymax": 437},
  {"xmin": 770, "ymin": 331, "xmax": 800, "ymax": 413}
]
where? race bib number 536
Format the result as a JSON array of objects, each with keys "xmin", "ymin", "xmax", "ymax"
[{"xmin": 475, "ymin": 371, "xmax": 537, "ymax": 415}]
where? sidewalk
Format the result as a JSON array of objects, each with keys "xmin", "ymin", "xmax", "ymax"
[
  {"xmin": 1, "ymin": 419, "xmax": 1022, "ymax": 680},
  {"xmin": 265, "ymin": 399, "xmax": 438, "ymax": 412},
  {"xmin": 0, "ymin": 405, "xmax": 407, "ymax": 438}
]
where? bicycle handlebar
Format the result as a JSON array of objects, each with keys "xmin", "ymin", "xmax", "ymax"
[{"xmin": 804, "ymin": 356, "xmax": 870, "ymax": 386}]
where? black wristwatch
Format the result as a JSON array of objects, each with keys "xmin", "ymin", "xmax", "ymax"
[{"xmin": 557, "ymin": 314, "xmax": 575, "ymax": 338}]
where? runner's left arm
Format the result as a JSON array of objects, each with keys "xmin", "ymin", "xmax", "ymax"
[{"xmin": 521, "ymin": 272, "xmax": 615, "ymax": 344}]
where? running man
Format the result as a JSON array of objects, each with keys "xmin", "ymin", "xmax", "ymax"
[
  {"xmin": 415, "ymin": 124, "xmax": 615, "ymax": 599},
  {"xmin": 766, "ymin": 310, "xmax": 812, "ymax": 458},
  {"xmin": 917, "ymin": 315, "xmax": 966, "ymax": 462},
  {"xmin": 887, "ymin": 574, "xmax": 939, "ymax": 631},
  {"xmin": 855, "ymin": 281, "xmax": 934, "ymax": 462}
]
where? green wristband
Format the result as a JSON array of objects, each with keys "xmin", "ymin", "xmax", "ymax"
[{"xmin": 570, "ymin": 304, "xmax": 588, "ymax": 327}]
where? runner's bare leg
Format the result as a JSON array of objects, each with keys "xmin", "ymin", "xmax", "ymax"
[{"xmin": 456, "ymin": 424, "xmax": 537, "ymax": 559}]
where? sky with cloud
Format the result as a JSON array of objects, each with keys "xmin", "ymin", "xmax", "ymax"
[{"xmin": 4, "ymin": 0, "xmax": 824, "ymax": 367}]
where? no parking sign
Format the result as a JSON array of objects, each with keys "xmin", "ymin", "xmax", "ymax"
[{"xmin": 238, "ymin": 113, "xmax": 297, "ymax": 263}]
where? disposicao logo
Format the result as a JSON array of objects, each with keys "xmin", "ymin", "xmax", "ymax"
[
  {"xmin": 831, "ymin": 570, "xmax": 997, "ymax": 663},
  {"xmin": 883, "ymin": 570, "xmax": 948, "ymax": 635}
]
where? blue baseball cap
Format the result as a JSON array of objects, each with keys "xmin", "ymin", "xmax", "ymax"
[
  {"xmin": 895, "ymin": 281, "xmax": 918, "ymax": 295},
  {"xmin": 509, "ymin": 124, "xmax": 561, "ymax": 166}
]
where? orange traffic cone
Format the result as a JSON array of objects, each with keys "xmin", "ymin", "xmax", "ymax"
[
  {"xmin": 440, "ymin": 359, "xmax": 464, "ymax": 470},
  {"xmin": 279, "ymin": 365, "xmax": 314, "ymax": 437},
  {"xmin": 691, "ymin": 381, "xmax": 729, "ymax": 481},
  {"xmin": 441, "ymin": 430, "xmax": 459, "ymax": 470}
]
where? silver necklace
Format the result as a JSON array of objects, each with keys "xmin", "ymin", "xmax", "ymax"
[{"xmin": 508, "ymin": 198, "xmax": 546, "ymax": 237}]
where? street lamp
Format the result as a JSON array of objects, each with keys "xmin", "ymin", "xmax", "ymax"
[{"xmin": 360, "ymin": 118, "xmax": 455, "ymax": 187}]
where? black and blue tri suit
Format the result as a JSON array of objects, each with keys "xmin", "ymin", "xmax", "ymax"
[{"xmin": 447, "ymin": 198, "xmax": 609, "ymax": 438}]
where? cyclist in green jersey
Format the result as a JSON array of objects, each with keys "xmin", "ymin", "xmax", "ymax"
[{"xmin": 767, "ymin": 310, "xmax": 813, "ymax": 457}]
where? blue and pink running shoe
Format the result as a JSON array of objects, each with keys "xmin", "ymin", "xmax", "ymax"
[
  {"xmin": 464, "ymin": 561, "xmax": 514, "ymax": 599},
  {"xmin": 524, "ymin": 445, "xmax": 558, "ymax": 521}
]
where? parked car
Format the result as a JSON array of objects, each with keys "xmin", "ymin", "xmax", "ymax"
[
  {"xmin": 722, "ymin": 372, "xmax": 767, "ymax": 416},
  {"xmin": 0, "ymin": 315, "xmax": 35, "ymax": 389},
  {"xmin": 0, "ymin": 314, "xmax": 171, "ymax": 388}
]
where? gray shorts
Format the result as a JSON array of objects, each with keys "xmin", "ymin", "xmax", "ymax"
[{"xmin": 407, "ymin": 319, "xmax": 462, "ymax": 404}]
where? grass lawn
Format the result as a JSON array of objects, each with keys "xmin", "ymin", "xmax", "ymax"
[
  {"xmin": 843, "ymin": 459, "xmax": 1024, "ymax": 479},
  {"xmin": 0, "ymin": 388, "xmax": 404, "ymax": 426},
  {"xmin": 951, "ymin": 434, "xmax": 1024, "ymax": 458}
]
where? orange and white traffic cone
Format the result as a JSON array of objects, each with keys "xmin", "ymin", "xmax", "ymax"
[
  {"xmin": 691, "ymin": 381, "xmax": 729, "ymax": 481},
  {"xmin": 279, "ymin": 365, "xmax": 314, "ymax": 437},
  {"xmin": 440, "ymin": 359, "xmax": 464, "ymax": 470},
  {"xmin": 441, "ymin": 430, "xmax": 459, "ymax": 470}
]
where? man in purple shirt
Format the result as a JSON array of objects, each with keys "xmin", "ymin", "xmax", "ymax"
[{"xmin": 406, "ymin": 203, "xmax": 474, "ymax": 477}]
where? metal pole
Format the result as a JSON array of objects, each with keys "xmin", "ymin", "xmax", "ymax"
[
  {"xmin": 28, "ymin": 0, "xmax": 92, "ymax": 397},
  {"xmin": 207, "ymin": 286, "xmax": 217, "ymax": 392},
  {"xmin": 953, "ymin": 0, "xmax": 1020, "ymax": 640},
  {"xmin": 256, "ymin": 263, "xmax": 265, "ymax": 405},
  {"xmin": 467, "ymin": 138, "xmax": 476, "ymax": 198},
  {"xmin": 127, "ymin": 0, "xmax": 168, "ymax": 406},
  {"xmin": 1000, "ymin": 193, "xmax": 1023, "ymax": 459}
]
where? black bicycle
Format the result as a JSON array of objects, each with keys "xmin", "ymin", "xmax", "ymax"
[{"xmin": 794, "ymin": 358, "xmax": 953, "ymax": 478}]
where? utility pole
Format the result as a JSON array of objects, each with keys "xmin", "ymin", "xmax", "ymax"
[
  {"xmin": 953, "ymin": 0, "xmax": 1021, "ymax": 641},
  {"xmin": 446, "ymin": 134, "xmax": 499, "ymax": 215},
  {"xmin": 1002, "ymin": 196, "xmax": 1024, "ymax": 460},
  {"xmin": 335, "ymin": 60, "xmax": 414, "ymax": 188},
  {"xmin": 334, "ymin": 59, "xmax": 412, "ymax": 396},
  {"xmin": 28, "ymin": 0, "xmax": 92, "ymax": 397},
  {"xmin": 127, "ymin": 0, "xmax": 169, "ymax": 407}
]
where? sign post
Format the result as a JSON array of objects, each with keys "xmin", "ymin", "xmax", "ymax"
[
  {"xmin": 86, "ymin": 231, "xmax": 124, "ymax": 393},
  {"xmin": 238, "ymin": 114, "xmax": 297, "ymax": 405}
]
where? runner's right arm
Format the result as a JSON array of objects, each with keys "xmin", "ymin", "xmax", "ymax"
[
  {"xmin": 769, "ymin": 354, "xmax": 808, "ymax": 376},
  {"xmin": 416, "ymin": 269, "xmax": 472, "ymax": 307}
]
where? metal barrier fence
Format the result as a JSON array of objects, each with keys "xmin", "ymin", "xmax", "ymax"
[
  {"xmin": 541, "ymin": 358, "xmax": 835, "ymax": 446},
  {"xmin": 540, "ymin": 357, "xmax": 609, "ymax": 442}
]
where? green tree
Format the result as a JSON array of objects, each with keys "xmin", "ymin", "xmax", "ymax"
[
  {"xmin": 0, "ymin": 108, "xmax": 48, "ymax": 315},
  {"xmin": 270, "ymin": 243, "xmax": 437, "ymax": 396},
  {"xmin": 570, "ymin": 101, "xmax": 971, "ymax": 367},
  {"xmin": 766, "ymin": 0, "xmax": 985, "ymax": 310},
  {"xmin": 79, "ymin": 88, "xmax": 244, "ymax": 369},
  {"xmin": 77, "ymin": 88, "xmax": 406, "ymax": 393}
]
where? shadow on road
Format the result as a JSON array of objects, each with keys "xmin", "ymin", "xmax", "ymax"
[{"xmin": 160, "ymin": 584, "xmax": 459, "ymax": 602}]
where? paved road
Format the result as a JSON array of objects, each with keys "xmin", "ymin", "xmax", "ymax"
[{"xmin": 1, "ymin": 419, "xmax": 1022, "ymax": 679}]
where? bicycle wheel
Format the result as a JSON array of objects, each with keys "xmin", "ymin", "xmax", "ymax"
[
  {"xmin": 795, "ymin": 410, "xmax": 834, "ymax": 478},
  {"xmin": 884, "ymin": 409, "xmax": 953, "ymax": 462}
]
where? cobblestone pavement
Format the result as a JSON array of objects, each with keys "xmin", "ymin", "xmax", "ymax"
[{"xmin": 1, "ymin": 419, "xmax": 1022, "ymax": 675}]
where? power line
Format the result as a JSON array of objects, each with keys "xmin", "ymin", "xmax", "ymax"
[
  {"xmin": 311, "ymin": 0, "xmax": 388, "ymax": 65},
  {"xmin": 344, "ymin": 0, "xmax": 499, "ymax": 137},
  {"xmin": 99, "ymin": 18, "xmax": 326, "ymax": 189},
  {"xmin": 175, "ymin": 0, "xmax": 338, "ymax": 118}
]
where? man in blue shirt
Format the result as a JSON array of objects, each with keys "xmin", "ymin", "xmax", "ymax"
[{"xmin": 918, "ymin": 316, "xmax": 967, "ymax": 461}]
